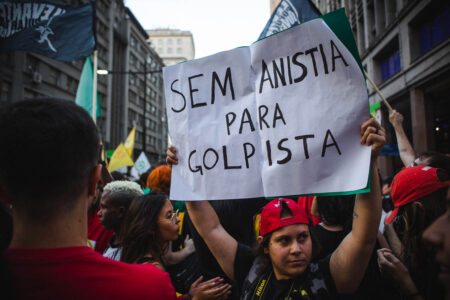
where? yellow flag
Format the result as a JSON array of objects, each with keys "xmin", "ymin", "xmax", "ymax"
[
  {"xmin": 124, "ymin": 127, "xmax": 136, "ymax": 158},
  {"xmin": 108, "ymin": 143, "xmax": 134, "ymax": 172}
]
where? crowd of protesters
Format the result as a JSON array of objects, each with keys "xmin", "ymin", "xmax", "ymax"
[{"xmin": 0, "ymin": 98, "xmax": 449, "ymax": 300}]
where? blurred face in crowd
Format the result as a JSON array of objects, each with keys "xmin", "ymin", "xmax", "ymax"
[
  {"xmin": 423, "ymin": 187, "xmax": 450, "ymax": 298},
  {"xmin": 157, "ymin": 199, "xmax": 180, "ymax": 242},
  {"xmin": 97, "ymin": 191, "xmax": 123, "ymax": 231},
  {"xmin": 264, "ymin": 223, "xmax": 312, "ymax": 280}
]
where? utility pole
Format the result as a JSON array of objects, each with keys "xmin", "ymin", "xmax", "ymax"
[{"xmin": 143, "ymin": 60, "xmax": 147, "ymax": 154}]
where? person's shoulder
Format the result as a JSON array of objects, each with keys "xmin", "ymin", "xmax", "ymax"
[
  {"xmin": 5, "ymin": 247, "xmax": 177, "ymax": 299},
  {"xmin": 86, "ymin": 252, "xmax": 177, "ymax": 298}
]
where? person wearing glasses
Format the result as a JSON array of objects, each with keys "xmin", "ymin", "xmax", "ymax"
[{"xmin": 119, "ymin": 192, "xmax": 232, "ymax": 299}]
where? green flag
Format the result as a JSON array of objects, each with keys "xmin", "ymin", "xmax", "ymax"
[
  {"xmin": 75, "ymin": 56, "xmax": 101, "ymax": 118},
  {"xmin": 369, "ymin": 101, "xmax": 381, "ymax": 114}
]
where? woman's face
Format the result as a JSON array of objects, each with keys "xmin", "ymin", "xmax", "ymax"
[
  {"xmin": 157, "ymin": 200, "xmax": 180, "ymax": 242},
  {"xmin": 264, "ymin": 223, "xmax": 312, "ymax": 280}
]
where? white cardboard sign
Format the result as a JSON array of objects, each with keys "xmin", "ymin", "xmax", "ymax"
[{"xmin": 164, "ymin": 19, "xmax": 371, "ymax": 201}]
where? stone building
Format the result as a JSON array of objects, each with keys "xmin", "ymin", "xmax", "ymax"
[
  {"xmin": 274, "ymin": 0, "xmax": 450, "ymax": 175},
  {"xmin": 147, "ymin": 29, "xmax": 195, "ymax": 66}
]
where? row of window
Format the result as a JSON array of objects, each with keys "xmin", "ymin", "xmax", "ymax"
[
  {"xmin": 157, "ymin": 38, "xmax": 183, "ymax": 45},
  {"xmin": 375, "ymin": 4, "xmax": 449, "ymax": 83},
  {"xmin": 419, "ymin": 6, "xmax": 450, "ymax": 55},
  {"xmin": 157, "ymin": 47, "xmax": 183, "ymax": 55}
]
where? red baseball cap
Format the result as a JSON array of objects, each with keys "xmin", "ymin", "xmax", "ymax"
[
  {"xmin": 385, "ymin": 166, "xmax": 450, "ymax": 225},
  {"xmin": 259, "ymin": 198, "xmax": 309, "ymax": 236}
]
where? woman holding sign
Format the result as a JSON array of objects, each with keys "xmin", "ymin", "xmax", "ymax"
[{"xmin": 167, "ymin": 118, "xmax": 386, "ymax": 299}]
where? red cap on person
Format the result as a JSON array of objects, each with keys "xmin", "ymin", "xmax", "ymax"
[
  {"xmin": 259, "ymin": 198, "xmax": 310, "ymax": 236},
  {"xmin": 385, "ymin": 166, "xmax": 450, "ymax": 225}
]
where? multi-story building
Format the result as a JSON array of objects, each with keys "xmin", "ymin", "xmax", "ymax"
[
  {"xmin": 276, "ymin": 0, "xmax": 450, "ymax": 176},
  {"xmin": 0, "ymin": 0, "xmax": 167, "ymax": 164},
  {"xmin": 147, "ymin": 29, "xmax": 195, "ymax": 66}
]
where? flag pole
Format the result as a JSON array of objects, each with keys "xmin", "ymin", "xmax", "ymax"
[
  {"xmin": 363, "ymin": 70, "xmax": 393, "ymax": 112},
  {"xmin": 92, "ymin": 50, "xmax": 98, "ymax": 123}
]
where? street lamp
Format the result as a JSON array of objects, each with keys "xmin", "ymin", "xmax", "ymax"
[{"xmin": 97, "ymin": 67, "xmax": 162, "ymax": 154}]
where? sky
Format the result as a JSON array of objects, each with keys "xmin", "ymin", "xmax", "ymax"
[{"xmin": 125, "ymin": 0, "xmax": 271, "ymax": 59}]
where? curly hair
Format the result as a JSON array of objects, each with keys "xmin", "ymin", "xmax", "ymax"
[{"xmin": 103, "ymin": 180, "xmax": 143, "ymax": 196}]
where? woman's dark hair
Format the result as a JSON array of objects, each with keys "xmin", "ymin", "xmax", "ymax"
[
  {"xmin": 316, "ymin": 195, "xmax": 355, "ymax": 232},
  {"xmin": 119, "ymin": 192, "xmax": 168, "ymax": 264},
  {"xmin": 418, "ymin": 151, "xmax": 450, "ymax": 173},
  {"xmin": 399, "ymin": 188, "xmax": 447, "ymax": 262},
  {"xmin": 253, "ymin": 233, "xmax": 272, "ymax": 275},
  {"xmin": 397, "ymin": 187, "xmax": 447, "ymax": 298}
]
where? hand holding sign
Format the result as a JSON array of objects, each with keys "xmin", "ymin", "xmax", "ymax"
[
  {"xmin": 166, "ymin": 119, "xmax": 386, "ymax": 183},
  {"xmin": 360, "ymin": 118, "xmax": 386, "ymax": 158}
]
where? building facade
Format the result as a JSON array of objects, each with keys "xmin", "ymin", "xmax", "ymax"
[
  {"xmin": 275, "ymin": 0, "xmax": 450, "ymax": 176},
  {"xmin": 147, "ymin": 29, "xmax": 195, "ymax": 66},
  {"xmin": 0, "ymin": 0, "xmax": 167, "ymax": 165}
]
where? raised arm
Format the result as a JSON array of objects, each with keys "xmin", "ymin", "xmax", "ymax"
[
  {"xmin": 186, "ymin": 201, "xmax": 238, "ymax": 280},
  {"xmin": 389, "ymin": 110, "xmax": 416, "ymax": 167},
  {"xmin": 330, "ymin": 118, "xmax": 385, "ymax": 293}
]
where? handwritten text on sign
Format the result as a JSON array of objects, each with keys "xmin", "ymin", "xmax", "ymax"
[{"xmin": 163, "ymin": 19, "xmax": 371, "ymax": 200}]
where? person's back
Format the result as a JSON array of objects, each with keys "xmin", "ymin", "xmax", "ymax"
[
  {"xmin": 5, "ymin": 246, "xmax": 175, "ymax": 300},
  {"xmin": 0, "ymin": 98, "xmax": 176, "ymax": 299}
]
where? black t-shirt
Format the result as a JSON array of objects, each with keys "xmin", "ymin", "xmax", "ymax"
[
  {"xmin": 312, "ymin": 226, "xmax": 400, "ymax": 300},
  {"xmin": 310, "ymin": 225, "xmax": 347, "ymax": 260},
  {"xmin": 187, "ymin": 198, "xmax": 267, "ymax": 279},
  {"xmin": 234, "ymin": 243, "xmax": 337, "ymax": 300},
  {"xmin": 187, "ymin": 198, "xmax": 267, "ymax": 300}
]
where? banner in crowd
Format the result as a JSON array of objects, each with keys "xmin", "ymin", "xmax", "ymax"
[
  {"xmin": 0, "ymin": 2, "xmax": 96, "ymax": 61},
  {"xmin": 108, "ymin": 143, "xmax": 133, "ymax": 172},
  {"xmin": 124, "ymin": 127, "xmax": 136, "ymax": 158},
  {"xmin": 258, "ymin": 0, "xmax": 321, "ymax": 39},
  {"xmin": 164, "ymin": 10, "xmax": 371, "ymax": 200},
  {"xmin": 131, "ymin": 151, "xmax": 152, "ymax": 175},
  {"xmin": 75, "ymin": 57, "xmax": 101, "ymax": 118}
]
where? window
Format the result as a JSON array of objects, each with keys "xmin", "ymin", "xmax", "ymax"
[
  {"xmin": 375, "ymin": 37, "xmax": 401, "ymax": 83},
  {"xmin": 49, "ymin": 67, "xmax": 59, "ymax": 85},
  {"xmin": 130, "ymin": 54, "xmax": 137, "ymax": 67},
  {"xmin": 177, "ymin": 38, "xmax": 182, "ymax": 45},
  {"xmin": 177, "ymin": 47, "xmax": 182, "ymax": 54},
  {"xmin": 167, "ymin": 38, "xmax": 173, "ymax": 45},
  {"xmin": 129, "ymin": 111, "xmax": 136, "ymax": 127},
  {"xmin": 131, "ymin": 36, "xmax": 137, "ymax": 48},
  {"xmin": 136, "ymin": 132, "xmax": 143, "ymax": 144},
  {"xmin": 68, "ymin": 77, "xmax": 77, "ymax": 94},
  {"xmin": 0, "ymin": 81, "xmax": 11, "ymax": 102},
  {"xmin": 59, "ymin": 73, "xmax": 68, "ymax": 89},
  {"xmin": 25, "ymin": 55, "xmax": 39, "ymax": 72},
  {"xmin": 130, "ymin": 91, "xmax": 137, "ymax": 104},
  {"xmin": 167, "ymin": 47, "xmax": 173, "ymax": 54},
  {"xmin": 380, "ymin": 50, "xmax": 401, "ymax": 82},
  {"xmin": 419, "ymin": 6, "xmax": 450, "ymax": 55}
]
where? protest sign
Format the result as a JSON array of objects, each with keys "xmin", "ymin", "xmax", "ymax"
[{"xmin": 164, "ymin": 14, "xmax": 371, "ymax": 201}]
